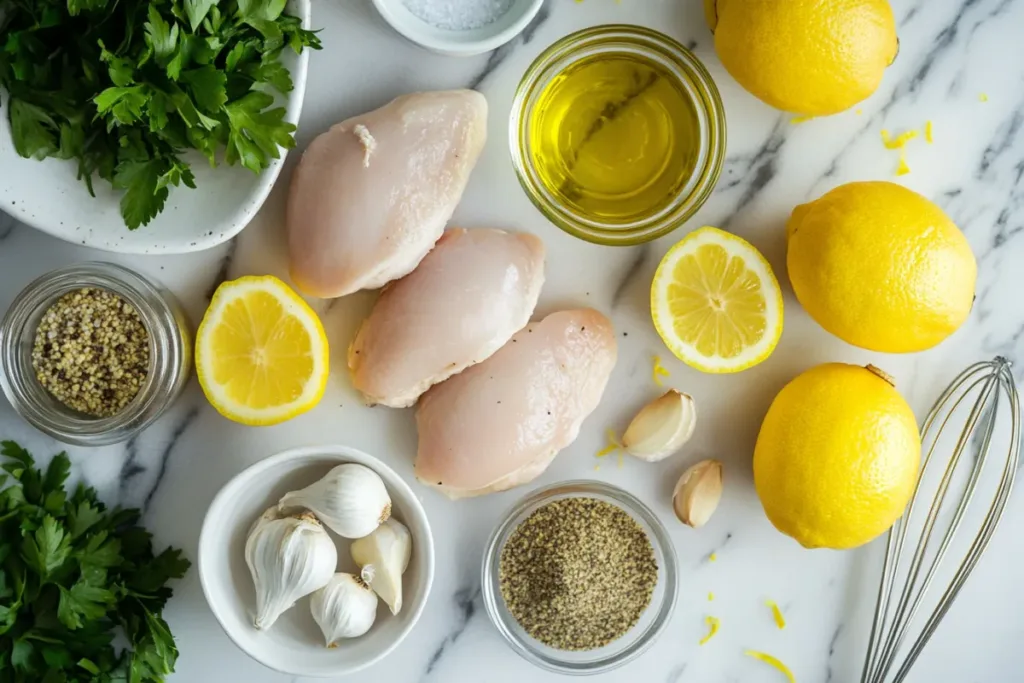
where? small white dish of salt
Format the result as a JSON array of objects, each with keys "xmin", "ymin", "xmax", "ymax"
[{"xmin": 371, "ymin": 0, "xmax": 545, "ymax": 56}]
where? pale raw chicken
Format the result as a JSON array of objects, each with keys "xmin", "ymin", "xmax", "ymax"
[
  {"xmin": 415, "ymin": 309, "xmax": 617, "ymax": 498},
  {"xmin": 349, "ymin": 228, "xmax": 546, "ymax": 408},
  {"xmin": 287, "ymin": 90, "xmax": 488, "ymax": 298}
]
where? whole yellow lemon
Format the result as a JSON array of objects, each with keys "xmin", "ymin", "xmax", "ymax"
[
  {"xmin": 788, "ymin": 181, "xmax": 977, "ymax": 353},
  {"xmin": 711, "ymin": 0, "xmax": 898, "ymax": 116},
  {"xmin": 753, "ymin": 363, "xmax": 920, "ymax": 550}
]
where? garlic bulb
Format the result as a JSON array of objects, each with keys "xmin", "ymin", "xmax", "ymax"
[
  {"xmin": 672, "ymin": 459, "xmax": 723, "ymax": 528},
  {"xmin": 279, "ymin": 463, "xmax": 392, "ymax": 539},
  {"xmin": 351, "ymin": 518, "xmax": 412, "ymax": 615},
  {"xmin": 245, "ymin": 510, "xmax": 337, "ymax": 630},
  {"xmin": 310, "ymin": 573, "xmax": 378, "ymax": 646},
  {"xmin": 622, "ymin": 390, "xmax": 697, "ymax": 462}
]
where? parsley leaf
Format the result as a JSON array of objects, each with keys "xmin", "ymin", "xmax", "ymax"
[
  {"xmin": 11, "ymin": 638, "xmax": 32, "ymax": 672},
  {"xmin": 58, "ymin": 580, "xmax": 116, "ymax": 629},
  {"xmin": 22, "ymin": 516, "xmax": 71, "ymax": 578},
  {"xmin": 114, "ymin": 156, "xmax": 172, "ymax": 230},
  {"xmin": 181, "ymin": 65, "xmax": 228, "ymax": 113},
  {"xmin": 183, "ymin": 0, "xmax": 218, "ymax": 31},
  {"xmin": 67, "ymin": 500, "xmax": 105, "ymax": 539},
  {"xmin": 144, "ymin": 6, "xmax": 180, "ymax": 67},
  {"xmin": 8, "ymin": 99, "xmax": 59, "ymax": 160},
  {"xmin": 237, "ymin": 0, "xmax": 287, "ymax": 40},
  {"xmin": 225, "ymin": 91, "xmax": 295, "ymax": 173},
  {"xmin": 79, "ymin": 531, "xmax": 122, "ymax": 569}
]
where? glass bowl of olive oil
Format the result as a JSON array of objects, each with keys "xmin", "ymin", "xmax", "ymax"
[{"xmin": 511, "ymin": 25, "xmax": 726, "ymax": 245}]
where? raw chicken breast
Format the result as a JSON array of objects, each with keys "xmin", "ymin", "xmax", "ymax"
[
  {"xmin": 288, "ymin": 90, "xmax": 488, "ymax": 298},
  {"xmin": 349, "ymin": 228, "xmax": 546, "ymax": 408},
  {"xmin": 415, "ymin": 309, "xmax": 617, "ymax": 498}
]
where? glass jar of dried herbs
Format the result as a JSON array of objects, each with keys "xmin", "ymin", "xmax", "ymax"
[
  {"xmin": 499, "ymin": 496, "xmax": 659, "ymax": 651},
  {"xmin": 0, "ymin": 262, "xmax": 191, "ymax": 446}
]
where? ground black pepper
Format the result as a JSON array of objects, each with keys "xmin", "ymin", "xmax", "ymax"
[
  {"xmin": 499, "ymin": 497, "xmax": 658, "ymax": 651},
  {"xmin": 31, "ymin": 288, "xmax": 150, "ymax": 418}
]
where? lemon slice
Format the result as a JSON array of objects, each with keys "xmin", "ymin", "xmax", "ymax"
[
  {"xmin": 651, "ymin": 226, "xmax": 783, "ymax": 373},
  {"xmin": 196, "ymin": 275, "xmax": 329, "ymax": 425}
]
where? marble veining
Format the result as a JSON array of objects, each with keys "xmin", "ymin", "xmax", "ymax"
[{"xmin": 1, "ymin": 0, "xmax": 1023, "ymax": 681}]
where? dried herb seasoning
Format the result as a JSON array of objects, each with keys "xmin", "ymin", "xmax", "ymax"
[
  {"xmin": 31, "ymin": 288, "xmax": 150, "ymax": 418},
  {"xmin": 499, "ymin": 496, "xmax": 658, "ymax": 651}
]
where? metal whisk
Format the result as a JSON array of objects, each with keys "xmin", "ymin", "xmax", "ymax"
[{"xmin": 860, "ymin": 357, "xmax": 1021, "ymax": 683}]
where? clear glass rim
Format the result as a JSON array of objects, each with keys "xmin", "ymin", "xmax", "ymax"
[
  {"xmin": 0, "ymin": 262, "xmax": 191, "ymax": 446},
  {"xmin": 481, "ymin": 480, "xmax": 679, "ymax": 675},
  {"xmin": 509, "ymin": 24, "xmax": 727, "ymax": 246}
]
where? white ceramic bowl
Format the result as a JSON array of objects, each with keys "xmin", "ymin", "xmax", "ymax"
[
  {"xmin": 371, "ymin": 0, "xmax": 545, "ymax": 56},
  {"xmin": 198, "ymin": 445, "xmax": 435, "ymax": 677},
  {"xmin": 0, "ymin": 0, "xmax": 310, "ymax": 254}
]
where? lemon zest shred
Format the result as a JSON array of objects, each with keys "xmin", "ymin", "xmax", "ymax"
[
  {"xmin": 766, "ymin": 600, "xmax": 786, "ymax": 629},
  {"xmin": 708, "ymin": 592, "xmax": 715, "ymax": 601},
  {"xmin": 652, "ymin": 355, "xmax": 671, "ymax": 386},
  {"xmin": 925, "ymin": 120, "xmax": 934, "ymax": 144},
  {"xmin": 979, "ymin": 92, "xmax": 989, "ymax": 102},
  {"xmin": 699, "ymin": 616, "xmax": 720, "ymax": 645},
  {"xmin": 855, "ymin": 109, "xmax": 864, "ymax": 115},
  {"xmin": 745, "ymin": 650, "xmax": 796, "ymax": 683},
  {"xmin": 709, "ymin": 552, "xmax": 718, "ymax": 562},
  {"xmin": 881, "ymin": 129, "xmax": 918, "ymax": 149},
  {"xmin": 790, "ymin": 115, "xmax": 814, "ymax": 125},
  {"xmin": 896, "ymin": 150, "xmax": 911, "ymax": 176},
  {"xmin": 596, "ymin": 428, "xmax": 620, "ymax": 458}
]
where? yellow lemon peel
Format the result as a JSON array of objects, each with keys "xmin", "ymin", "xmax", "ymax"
[
  {"xmin": 699, "ymin": 616, "xmax": 720, "ymax": 645},
  {"xmin": 652, "ymin": 355, "xmax": 671, "ymax": 386},
  {"xmin": 709, "ymin": 552, "xmax": 718, "ymax": 562},
  {"xmin": 596, "ymin": 429, "xmax": 626, "ymax": 468},
  {"xmin": 881, "ymin": 129, "xmax": 919, "ymax": 150},
  {"xmin": 896, "ymin": 151, "xmax": 911, "ymax": 176},
  {"xmin": 925, "ymin": 120, "xmax": 934, "ymax": 143},
  {"xmin": 595, "ymin": 428, "xmax": 620, "ymax": 458},
  {"xmin": 790, "ymin": 115, "xmax": 814, "ymax": 125},
  {"xmin": 745, "ymin": 651, "xmax": 796, "ymax": 683},
  {"xmin": 979, "ymin": 92, "xmax": 989, "ymax": 102},
  {"xmin": 766, "ymin": 600, "xmax": 787, "ymax": 629},
  {"xmin": 708, "ymin": 592, "xmax": 715, "ymax": 601}
]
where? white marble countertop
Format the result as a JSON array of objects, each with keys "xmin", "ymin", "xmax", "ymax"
[{"xmin": 2, "ymin": 0, "xmax": 1023, "ymax": 681}]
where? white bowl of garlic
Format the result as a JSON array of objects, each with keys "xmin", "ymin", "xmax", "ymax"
[{"xmin": 198, "ymin": 445, "xmax": 435, "ymax": 677}]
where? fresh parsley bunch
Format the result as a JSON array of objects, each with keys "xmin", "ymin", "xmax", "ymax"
[
  {"xmin": 0, "ymin": 441, "xmax": 190, "ymax": 683},
  {"xmin": 0, "ymin": 0, "xmax": 321, "ymax": 229}
]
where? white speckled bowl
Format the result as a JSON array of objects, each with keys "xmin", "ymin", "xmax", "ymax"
[
  {"xmin": 0, "ymin": 0, "xmax": 310, "ymax": 254},
  {"xmin": 371, "ymin": 0, "xmax": 544, "ymax": 57},
  {"xmin": 198, "ymin": 445, "xmax": 435, "ymax": 677}
]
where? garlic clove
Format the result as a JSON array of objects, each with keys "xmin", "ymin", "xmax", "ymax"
[
  {"xmin": 279, "ymin": 463, "xmax": 392, "ymax": 539},
  {"xmin": 310, "ymin": 573, "xmax": 378, "ymax": 646},
  {"xmin": 672, "ymin": 459, "xmax": 723, "ymax": 528},
  {"xmin": 351, "ymin": 518, "xmax": 412, "ymax": 615},
  {"xmin": 245, "ymin": 511, "xmax": 338, "ymax": 630},
  {"xmin": 622, "ymin": 390, "xmax": 697, "ymax": 462}
]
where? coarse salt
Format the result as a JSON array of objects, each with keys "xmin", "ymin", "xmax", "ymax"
[{"xmin": 403, "ymin": 0, "xmax": 516, "ymax": 31}]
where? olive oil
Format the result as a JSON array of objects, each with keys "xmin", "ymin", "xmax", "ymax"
[{"xmin": 527, "ymin": 52, "xmax": 701, "ymax": 224}]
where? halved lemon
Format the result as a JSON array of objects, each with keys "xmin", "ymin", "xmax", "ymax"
[
  {"xmin": 196, "ymin": 275, "xmax": 329, "ymax": 425},
  {"xmin": 651, "ymin": 226, "xmax": 783, "ymax": 373}
]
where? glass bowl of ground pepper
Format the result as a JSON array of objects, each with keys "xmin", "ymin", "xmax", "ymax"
[
  {"xmin": 510, "ymin": 25, "xmax": 726, "ymax": 246},
  {"xmin": 0, "ymin": 262, "xmax": 191, "ymax": 446},
  {"xmin": 482, "ymin": 480, "xmax": 677, "ymax": 674}
]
